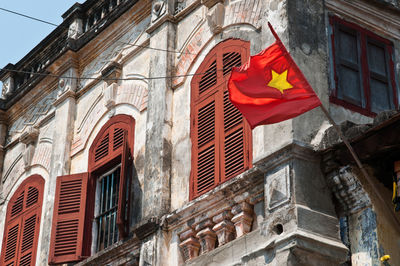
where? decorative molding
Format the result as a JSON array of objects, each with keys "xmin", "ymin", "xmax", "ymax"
[
  {"xmin": 206, "ymin": 3, "xmax": 225, "ymax": 34},
  {"xmin": 7, "ymin": 89, "xmax": 57, "ymax": 144},
  {"xmin": 116, "ymin": 83, "xmax": 148, "ymax": 112},
  {"xmin": 195, "ymin": 219, "xmax": 217, "ymax": 254},
  {"xmin": 231, "ymin": 202, "xmax": 254, "ymax": 237},
  {"xmin": 172, "ymin": 0, "xmax": 263, "ymax": 88},
  {"xmin": 326, "ymin": 166, "xmax": 371, "ymax": 216},
  {"xmin": 326, "ymin": 0, "xmax": 400, "ymax": 40},
  {"xmin": 71, "ymin": 93, "xmax": 106, "ymax": 156},
  {"xmin": 76, "ymin": 92, "xmax": 104, "ymax": 134},
  {"xmin": 201, "ymin": 0, "xmax": 223, "ymax": 9},
  {"xmin": 19, "ymin": 126, "xmax": 39, "ymax": 145},
  {"xmin": 1, "ymin": 73, "xmax": 14, "ymax": 99},
  {"xmin": 265, "ymin": 164, "xmax": 291, "ymax": 211},
  {"xmin": 224, "ymin": 0, "xmax": 263, "ymax": 29},
  {"xmin": 54, "ymin": 68, "xmax": 78, "ymax": 106},
  {"xmin": 101, "ymin": 62, "xmax": 122, "ymax": 86},
  {"xmin": 212, "ymin": 210, "xmax": 235, "ymax": 246},
  {"xmin": 179, "ymin": 229, "xmax": 200, "ymax": 261},
  {"xmin": 19, "ymin": 126, "xmax": 39, "ymax": 170},
  {"xmin": 68, "ymin": 18, "xmax": 83, "ymax": 39},
  {"xmin": 2, "ymin": 153, "xmax": 23, "ymax": 184},
  {"xmin": 31, "ymin": 141, "xmax": 52, "ymax": 171}
]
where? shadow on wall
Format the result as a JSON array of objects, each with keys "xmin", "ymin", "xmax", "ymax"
[{"xmin": 130, "ymin": 164, "xmax": 142, "ymax": 228}]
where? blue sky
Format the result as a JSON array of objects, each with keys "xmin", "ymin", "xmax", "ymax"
[{"xmin": 0, "ymin": 1, "xmax": 82, "ymax": 69}]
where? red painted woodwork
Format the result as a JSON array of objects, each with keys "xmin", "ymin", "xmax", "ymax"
[
  {"xmin": 48, "ymin": 115, "xmax": 135, "ymax": 264},
  {"xmin": 48, "ymin": 173, "xmax": 89, "ymax": 264},
  {"xmin": 329, "ymin": 16, "xmax": 397, "ymax": 116},
  {"xmin": 1, "ymin": 175, "xmax": 44, "ymax": 266},
  {"xmin": 190, "ymin": 39, "xmax": 252, "ymax": 199},
  {"xmin": 89, "ymin": 115, "xmax": 135, "ymax": 171},
  {"xmin": 88, "ymin": 114, "xmax": 135, "ymax": 241},
  {"xmin": 117, "ymin": 131, "xmax": 132, "ymax": 238}
]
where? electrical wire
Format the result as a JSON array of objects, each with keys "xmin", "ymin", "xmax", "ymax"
[
  {"xmin": 0, "ymin": 6, "xmax": 200, "ymax": 56},
  {"xmin": 0, "ymin": 7, "xmax": 240, "ymax": 83},
  {"xmin": 0, "ymin": 7, "xmax": 58, "ymax": 27},
  {"xmin": 0, "ymin": 67, "xmax": 224, "ymax": 81}
]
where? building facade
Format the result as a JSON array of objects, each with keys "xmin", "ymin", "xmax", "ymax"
[{"xmin": 0, "ymin": 0, "xmax": 399, "ymax": 265}]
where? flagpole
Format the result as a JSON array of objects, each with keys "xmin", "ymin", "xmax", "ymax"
[{"xmin": 319, "ymin": 104, "xmax": 399, "ymax": 224}]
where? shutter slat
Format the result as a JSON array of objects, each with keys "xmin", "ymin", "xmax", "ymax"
[
  {"xmin": 21, "ymin": 215, "xmax": 36, "ymax": 253},
  {"xmin": 94, "ymin": 134, "xmax": 109, "ymax": 162},
  {"xmin": 223, "ymin": 52, "xmax": 242, "ymax": 76},
  {"xmin": 199, "ymin": 60, "xmax": 217, "ymax": 94},
  {"xmin": 4, "ymin": 224, "xmax": 19, "ymax": 263},
  {"xmin": 224, "ymin": 128, "xmax": 245, "ymax": 179},
  {"xmin": 113, "ymin": 128, "xmax": 125, "ymax": 151},
  {"xmin": 198, "ymin": 101, "xmax": 215, "ymax": 147},
  {"xmin": 11, "ymin": 192, "xmax": 24, "ymax": 217},
  {"xmin": 224, "ymin": 91, "xmax": 242, "ymax": 132},
  {"xmin": 26, "ymin": 187, "xmax": 39, "ymax": 208},
  {"xmin": 196, "ymin": 145, "xmax": 215, "ymax": 193},
  {"xmin": 19, "ymin": 252, "xmax": 31, "ymax": 266},
  {"xmin": 49, "ymin": 173, "xmax": 88, "ymax": 264}
]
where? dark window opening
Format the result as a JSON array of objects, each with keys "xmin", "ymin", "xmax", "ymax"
[
  {"xmin": 95, "ymin": 166, "xmax": 121, "ymax": 251},
  {"xmin": 330, "ymin": 16, "xmax": 397, "ymax": 116}
]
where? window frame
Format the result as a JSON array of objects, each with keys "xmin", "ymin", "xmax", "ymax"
[
  {"xmin": 329, "ymin": 16, "xmax": 398, "ymax": 116},
  {"xmin": 93, "ymin": 164, "xmax": 121, "ymax": 252},
  {"xmin": 190, "ymin": 39, "xmax": 252, "ymax": 200},
  {"xmin": 87, "ymin": 115, "xmax": 134, "ymax": 252},
  {"xmin": 49, "ymin": 114, "xmax": 135, "ymax": 265}
]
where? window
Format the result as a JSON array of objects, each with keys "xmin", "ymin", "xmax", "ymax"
[
  {"xmin": 330, "ymin": 16, "xmax": 397, "ymax": 115},
  {"xmin": 1, "ymin": 175, "xmax": 44, "ymax": 266},
  {"xmin": 48, "ymin": 114, "xmax": 134, "ymax": 264},
  {"xmin": 95, "ymin": 166, "xmax": 121, "ymax": 251},
  {"xmin": 190, "ymin": 39, "xmax": 252, "ymax": 199}
]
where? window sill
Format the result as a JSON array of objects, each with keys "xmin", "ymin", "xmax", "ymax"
[
  {"xmin": 74, "ymin": 237, "xmax": 140, "ymax": 266},
  {"xmin": 330, "ymin": 96, "xmax": 376, "ymax": 117}
]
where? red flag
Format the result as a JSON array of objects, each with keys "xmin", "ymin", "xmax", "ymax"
[{"xmin": 228, "ymin": 23, "xmax": 321, "ymax": 129}]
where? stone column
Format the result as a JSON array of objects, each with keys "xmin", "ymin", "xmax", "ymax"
[
  {"xmin": 212, "ymin": 210, "xmax": 235, "ymax": 246},
  {"xmin": 142, "ymin": 0, "xmax": 176, "ymax": 219},
  {"xmin": 179, "ymin": 228, "xmax": 200, "ymax": 262},
  {"xmin": 195, "ymin": 219, "xmax": 217, "ymax": 254},
  {"xmin": 259, "ymin": 144, "xmax": 348, "ymax": 265},
  {"xmin": 37, "ymin": 67, "xmax": 78, "ymax": 265},
  {"xmin": 0, "ymin": 111, "xmax": 7, "ymax": 193},
  {"xmin": 231, "ymin": 202, "xmax": 253, "ymax": 238}
]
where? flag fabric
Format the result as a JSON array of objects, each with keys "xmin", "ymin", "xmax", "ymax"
[{"xmin": 228, "ymin": 23, "xmax": 321, "ymax": 129}]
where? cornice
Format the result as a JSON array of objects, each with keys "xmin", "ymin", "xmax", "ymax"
[
  {"xmin": 146, "ymin": 14, "xmax": 176, "ymax": 34},
  {"xmin": 326, "ymin": 0, "xmax": 400, "ymax": 40}
]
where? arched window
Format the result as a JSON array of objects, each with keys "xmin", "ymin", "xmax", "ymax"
[
  {"xmin": 49, "ymin": 114, "xmax": 135, "ymax": 264},
  {"xmin": 190, "ymin": 39, "xmax": 252, "ymax": 199},
  {"xmin": 1, "ymin": 175, "xmax": 45, "ymax": 266}
]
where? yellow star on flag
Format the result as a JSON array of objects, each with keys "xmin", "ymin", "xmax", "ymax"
[{"xmin": 267, "ymin": 69, "xmax": 293, "ymax": 94}]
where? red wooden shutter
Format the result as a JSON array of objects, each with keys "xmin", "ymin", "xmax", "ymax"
[
  {"xmin": 2, "ymin": 218, "xmax": 20, "ymax": 265},
  {"xmin": 1, "ymin": 175, "xmax": 44, "ymax": 266},
  {"xmin": 190, "ymin": 39, "xmax": 251, "ymax": 199},
  {"xmin": 117, "ymin": 132, "xmax": 131, "ymax": 237},
  {"xmin": 18, "ymin": 208, "xmax": 40, "ymax": 266},
  {"xmin": 221, "ymin": 47, "xmax": 250, "ymax": 182},
  {"xmin": 191, "ymin": 93, "xmax": 220, "ymax": 197},
  {"xmin": 49, "ymin": 173, "xmax": 88, "ymax": 264}
]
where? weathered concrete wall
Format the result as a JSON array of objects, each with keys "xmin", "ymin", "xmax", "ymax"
[{"xmin": 353, "ymin": 168, "xmax": 400, "ymax": 265}]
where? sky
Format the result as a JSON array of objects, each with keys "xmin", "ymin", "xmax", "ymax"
[{"xmin": 0, "ymin": 1, "xmax": 83, "ymax": 69}]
